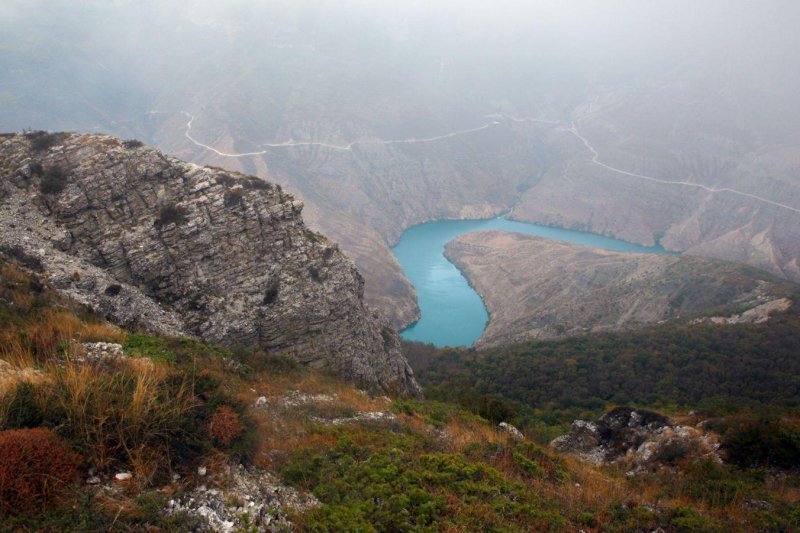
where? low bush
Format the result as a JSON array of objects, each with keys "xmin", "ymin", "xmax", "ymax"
[
  {"xmin": 0, "ymin": 245, "xmax": 44, "ymax": 272},
  {"xmin": 104, "ymin": 283, "xmax": 122, "ymax": 296},
  {"xmin": 282, "ymin": 432, "xmax": 566, "ymax": 531},
  {"xmin": 25, "ymin": 131, "xmax": 66, "ymax": 152},
  {"xmin": 207, "ymin": 405, "xmax": 245, "ymax": 447},
  {"xmin": 154, "ymin": 204, "xmax": 189, "ymax": 228},
  {"xmin": 40, "ymin": 165, "xmax": 68, "ymax": 195},
  {"xmin": 122, "ymin": 139, "xmax": 144, "ymax": 149},
  {"xmin": 0, "ymin": 427, "xmax": 82, "ymax": 514},
  {"xmin": 224, "ymin": 189, "xmax": 244, "ymax": 207},
  {"xmin": 721, "ymin": 416, "xmax": 800, "ymax": 469}
]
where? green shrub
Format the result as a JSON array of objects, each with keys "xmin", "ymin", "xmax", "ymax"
[
  {"xmin": 123, "ymin": 333, "xmax": 178, "ymax": 362},
  {"xmin": 722, "ymin": 417, "xmax": 800, "ymax": 469},
  {"xmin": 263, "ymin": 282, "xmax": 280, "ymax": 305},
  {"xmin": 282, "ymin": 433, "xmax": 566, "ymax": 532},
  {"xmin": 28, "ymin": 161, "xmax": 44, "ymax": 176},
  {"xmin": 669, "ymin": 506, "xmax": 722, "ymax": 532},
  {"xmin": 3, "ymin": 382, "xmax": 45, "ymax": 429},
  {"xmin": 677, "ymin": 461, "xmax": 763, "ymax": 507}
]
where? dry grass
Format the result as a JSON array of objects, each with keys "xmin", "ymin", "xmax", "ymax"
[{"xmin": 441, "ymin": 417, "xmax": 505, "ymax": 453}]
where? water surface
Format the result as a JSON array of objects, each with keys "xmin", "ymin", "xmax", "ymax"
[{"xmin": 393, "ymin": 217, "xmax": 675, "ymax": 347}]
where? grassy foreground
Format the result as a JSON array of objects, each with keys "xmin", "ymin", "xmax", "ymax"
[{"xmin": 0, "ymin": 258, "xmax": 799, "ymax": 531}]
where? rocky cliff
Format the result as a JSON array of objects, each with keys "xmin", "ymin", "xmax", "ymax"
[
  {"xmin": 445, "ymin": 230, "xmax": 796, "ymax": 347},
  {"xmin": 0, "ymin": 131, "xmax": 420, "ymax": 397}
]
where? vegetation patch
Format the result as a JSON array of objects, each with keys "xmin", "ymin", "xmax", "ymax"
[
  {"xmin": 40, "ymin": 165, "xmax": 68, "ymax": 195},
  {"xmin": 154, "ymin": 203, "xmax": 189, "ymax": 228},
  {"xmin": 0, "ymin": 427, "xmax": 81, "ymax": 514},
  {"xmin": 224, "ymin": 188, "xmax": 244, "ymax": 207},
  {"xmin": 122, "ymin": 139, "xmax": 144, "ymax": 149},
  {"xmin": 24, "ymin": 130, "xmax": 67, "ymax": 153}
]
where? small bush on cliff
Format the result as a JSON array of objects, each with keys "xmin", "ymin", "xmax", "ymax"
[
  {"xmin": 224, "ymin": 189, "xmax": 244, "ymax": 207},
  {"xmin": 154, "ymin": 203, "xmax": 189, "ymax": 228},
  {"xmin": 40, "ymin": 165, "xmax": 68, "ymax": 195},
  {"xmin": 24, "ymin": 130, "xmax": 66, "ymax": 153},
  {"xmin": 122, "ymin": 139, "xmax": 144, "ymax": 149},
  {"xmin": 28, "ymin": 161, "xmax": 44, "ymax": 176},
  {"xmin": 263, "ymin": 281, "xmax": 280, "ymax": 305},
  {"xmin": 0, "ymin": 427, "xmax": 82, "ymax": 514}
]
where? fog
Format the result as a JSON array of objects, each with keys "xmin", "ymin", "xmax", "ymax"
[{"xmin": 2, "ymin": 0, "xmax": 799, "ymax": 136}]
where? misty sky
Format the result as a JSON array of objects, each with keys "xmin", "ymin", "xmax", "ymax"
[{"xmin": 1, "ymin": 0, "xmax": 799, "ymax": 135}]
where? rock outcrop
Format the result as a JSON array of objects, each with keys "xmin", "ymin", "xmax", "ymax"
[
  {"xmin": 551, "ymin": 407, "xmax": 721, "ymax": 472},
  {"xmin": 444, "ymin": 230, "xmax": 796, "ymax": 347},
  {"xmin": 0, "ymin": 132, "xmax": 420, "ymax": 396}
]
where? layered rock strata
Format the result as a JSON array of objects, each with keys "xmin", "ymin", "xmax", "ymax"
[{"xmin": 0, "ymin": 132, "xmax": 420, "ymax": 396}]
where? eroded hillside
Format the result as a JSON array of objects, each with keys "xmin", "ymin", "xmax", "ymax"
[{"xmin": 445, "ymin": 230, "xmax": 796, "ymax": 347}]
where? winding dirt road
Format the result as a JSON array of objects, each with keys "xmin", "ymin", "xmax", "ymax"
[
  {"xmin": 180, "ymin": 109, "xmax": 800, "ymax": 215},
  {"xmin": 567, "ymin": 123, "xmax": 800, "ymax": 215},
  {"xmin": 182, "ymin": 111, "xmax": 502, "ymax": 156}
]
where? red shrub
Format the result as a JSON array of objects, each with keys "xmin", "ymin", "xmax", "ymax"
[
  {"xmin": 207, "ymin": 405, "xmax": 245, "ymax": 447},
  {"xmin": 0, "ymin": 428, "xmax": 82, "ymax": 513}
]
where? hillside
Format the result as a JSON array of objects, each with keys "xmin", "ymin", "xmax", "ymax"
[
  {"xmin": 2, "ymin": 259, "xmax": 799, "ymax": 531},
  {"xmin": 444, "ymin": 230, "xmax": 796, "ymax": 347},
  {"xmin": 0, "ymin": 131, "xmax": 419, "ymax": 396}
]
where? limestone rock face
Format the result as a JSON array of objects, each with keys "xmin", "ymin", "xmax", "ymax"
[{"xmin": 0, "ymin": 132, "xmax": 420, "ymax": 397}]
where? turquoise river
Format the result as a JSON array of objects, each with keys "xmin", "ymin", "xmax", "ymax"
[{"xmin": 392, "ymin": 217, "xmax": 676, "ymax": 347}]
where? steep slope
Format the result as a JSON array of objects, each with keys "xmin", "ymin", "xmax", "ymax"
[
  {"xmin": 0, "ymin": 132, "xmax": 420, "ymax": 396},
  {"xmin": 445, "ymin": 230, "xmax": 795, "ymax": 347}
]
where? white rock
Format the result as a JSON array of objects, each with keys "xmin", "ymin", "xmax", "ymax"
[
  {"xmin": 198, "ymin": 466, "xmax": 207, "ymax": 476},
  {"xmin": 499, "ymin": 422, "xmax": 524, "ymax": 439},
  {"xmin": 115, "ymin": 472, "xmax": 132, "ymax": 481}
]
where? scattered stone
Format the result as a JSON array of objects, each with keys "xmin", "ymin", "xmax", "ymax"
[
  {"xmin": 551, "ymin": 407, "xmax": 721, "ymax": 472},
  {"xmin": 745, "ymin": 499, "xmax": 773, "ymax": 511},
  {"xmin": 166, "ymin": 463, "xmax": 318, "ymax": 532},
  {"xmin": 499, "ymin": 422, "xmax": 524, "ymax": 439},
  {"xmin": 310, "ymin": 411, "xmax": 396, "ymax": 425},
  {"xmin": 87, "ymin": 476, "xmax": 101, "ymax": 485},
  {"xmin": 254, "ymin": 396, "xmax": 268, "ymax": 407},
  {"xmin": 115, "ymin": 472, "xmax": 132, "ymax": 481},
  {"xmin": 198, "ymin": 466, "xmax": 207, "ymax": 477},
  {"xmin": 277, "ymin": 390, "xmax": 337, "ymax": 408},
  {"xmin": 79, "ymin": 342, "xmax": 127, "ymax": 365}
]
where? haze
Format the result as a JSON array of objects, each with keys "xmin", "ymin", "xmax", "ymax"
[{"xmin": 2, "ymin": 0, "xmax": 799, "ymax": 328}]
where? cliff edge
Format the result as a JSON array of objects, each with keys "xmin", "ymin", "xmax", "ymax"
[{"xmin": 0, "ymin": 131, "xmax": 420, "ymax": 397}]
